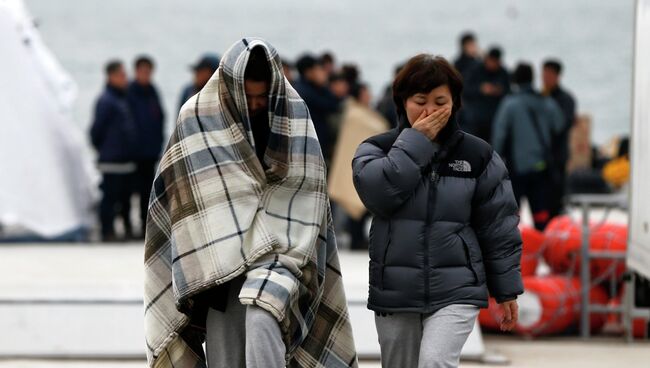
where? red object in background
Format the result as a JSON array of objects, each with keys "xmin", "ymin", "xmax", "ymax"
[
  {"xmin": 479, "ymin": 276, "xmax": 609, "ymax": 336},
  {"xmin": 520, "ymin": 225, "xmax": 544, "ymax": 277},
  {"xmin": 543, "ymin": 216, "xmax": 582, "ymax": 274},
  {"xmin": 543, "ymin": 216, "xmax": 627, "ymax": 281},
  {"xmin": 590, "ymin": 223, "xmax": 627, "ymax": 281},
  {"xmin": 606, "ymin": 296, "xmax": 649, "ymax": 339}
]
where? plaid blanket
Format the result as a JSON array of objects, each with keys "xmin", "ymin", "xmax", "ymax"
[{"xmin": 143, "ymin": 38, "xmax": 357, "ymax": 367}]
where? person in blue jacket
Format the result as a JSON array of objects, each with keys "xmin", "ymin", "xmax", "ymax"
[
  {"xmin": 127, "ymin": 56, "xmax": 164, "ymax": 237},
  {"xmin": 90, "ymin": 60, "xmax": 137, "ymax": 241}
]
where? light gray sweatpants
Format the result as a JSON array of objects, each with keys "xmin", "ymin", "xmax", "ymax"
[
  {"xmin": 205, "ymin": 276, "xmax": 286, "ymax": 368},
  {"xmin": 375, "ymin": 304, "xmax": 479, "ymax": 368}
]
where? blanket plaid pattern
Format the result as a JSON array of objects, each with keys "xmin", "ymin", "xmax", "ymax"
[{"xmin": 143, "ymin": 37, "xmax": 357, "ymax": 367}]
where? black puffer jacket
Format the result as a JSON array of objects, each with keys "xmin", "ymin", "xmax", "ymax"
[{"xmin": 352, "ymin": 118, "xmax": 523, "ymax": 313}]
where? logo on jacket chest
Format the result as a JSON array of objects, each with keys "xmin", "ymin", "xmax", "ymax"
[{"xmin": 448, "ymin": 160, "xmax": 472, "ymax": 173}]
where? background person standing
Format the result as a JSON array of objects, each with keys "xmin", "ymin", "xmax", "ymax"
[
  {"xmin": 127, "ymin": 55, "xmax": 164, "ymax": 238},
  {"xmin": 462, "ymin": 47, "xmax": 510, "ymax": 143},
  {"xmin": 90, "ymin": 60, "xmax": 137, "ymax": 242},
  {"xmin": 492, "ymin": 63, "xmax": 564, "ymax": 230},
  {"xmin": 542, "ymin": 58, "xmax": 577, "ymax": 218}
]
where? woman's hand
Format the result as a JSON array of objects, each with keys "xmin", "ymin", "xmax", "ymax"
[
  {"xmin": 499, "ymin": 299, "xmax": 519, "ymax": 331},
  {"xmin": 411, "ymin": 107, "xmax": 451, "ymax": 141}
]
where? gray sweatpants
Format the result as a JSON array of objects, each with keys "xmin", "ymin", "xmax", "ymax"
[
  {"xmin": 205, "ymin": 276, "xmax": 286, "ymax": 368},
  {"xmin": 375, "ymin": 304, "xmax": 479, "ymax": 368}
]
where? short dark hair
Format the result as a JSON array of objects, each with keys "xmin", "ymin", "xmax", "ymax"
[
  {"xmin": 543, "ymin": 59, "xmax": 563, "ymax": 75},
  {"xmin": 392, "ymin": 54, "xmax": 463, "ymax": 117},
  {"xmin": 350, "ymin": 82, "xmax": 368, "ymax": 100},
  {"xmin": 321, "ymin": 52, "xmax": 334, "ymax": 65},
  {"xmin": 487, "ymin": 47, "xmax": 502, "ymax": 60},
  {"xmin": 135, "ymin": 55, "xmax": 154, "ymax": 69},
  {"xmin": 244, "ymin": 46, "xmax": 271, "ymax": 82},
  {"xmin": 295, "ymin": 54, "xmax": 320, "ymax": 76},
  {"xmin": 105, "ymin": 60, "xmax": 123, "ymax": 76},
  {"xmin": 341, "ymin": 64, "xmax": 360, "ymax": 85},
  {"xmin": 513, "ymin": 63, "xmax": 533, "ymax": 85},
  {"xmin": 460, "ymin": 32, "xmax": 476, "ymax": 47}
]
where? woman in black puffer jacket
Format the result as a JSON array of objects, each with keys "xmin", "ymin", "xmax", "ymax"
[{"xmin": 352, "ymin": 55, "xmax": 523, "ymax": 368}]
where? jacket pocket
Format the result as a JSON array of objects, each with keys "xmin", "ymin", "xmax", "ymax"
[{"xmin": 458, "ymin": 229, "xmax": 486, "ymax": 285}]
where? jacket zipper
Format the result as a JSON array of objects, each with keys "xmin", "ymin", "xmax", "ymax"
[{"xmin": 425, "ymin": 164, "xmax": 442, "ymax": 308}]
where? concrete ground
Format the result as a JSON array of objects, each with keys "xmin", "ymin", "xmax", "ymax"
[
  {"xmin": 0, "ymin": 211, "xmax": 646, "ymax": 368},
  {"xmin": 0, "ymin": 336, "xmax": 648, "ymax": 367}
]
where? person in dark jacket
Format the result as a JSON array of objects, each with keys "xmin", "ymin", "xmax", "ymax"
[
  {"xmin": 178, "ymin": 53, "xmax": 220, "ymax": 112},
  {"xmin": 462, "ymin": 47, "xmax": 510, "ymax": 143},
  {"xmin": 492, "ymin": 63, "xmax": 564, "ymax": 230},
  {"xmin": 542, "ymin": 59, "xmax": 577, "ymax": 218},
  {"xmin": 353, "ymin": 55, "xmax": 522, "ymax": 368},
  {"xmin": 127, "ymin": 56, "xmax": 165, "ymax": 237},
  {"xmin": 376, "ymin": 63, "xmax": 405, "ymax": 128},
  {"xmin": 90, "ymin": 60, "xmax": 137, "ymax": 242},
  {"xmin": 293, "ymin": 54, "xmax": 343, "ymax": 165},
  {"xmin": 453, "ymin": 32, "xmax": 481, "ymax": 131},
  {"xmin": 453, "ymin": 32, "xmax": 481, "ymax": 80}
]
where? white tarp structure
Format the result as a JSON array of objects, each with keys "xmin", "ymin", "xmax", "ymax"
[
  {"xmin": 628, "ymin": 0, "xmax": 650, "ymax": 279},
  {"xmin": 0, "ymin": 0, "xmax": 97, "ymax": 238}
]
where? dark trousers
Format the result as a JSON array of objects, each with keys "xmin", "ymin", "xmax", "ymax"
[
  {"xmin": 135, "ymin": 159, "xmax": 158, "ymax": 234},
  {"xmin": 348, "ymin": 213, "xmax": 370, "ymax": 250},
  {"xmin": 549, "ymin": 165, "xmax": 567, "ymax": 219},
  {"xmin": 511, "ymin": 170, "xmax": 551, "ymax": 231},
  {"xmin": 99, "ymin": 173, "xmax": 134, "ymax": 239}
]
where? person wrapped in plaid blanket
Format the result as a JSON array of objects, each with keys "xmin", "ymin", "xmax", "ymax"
[{"xmin": 143, "ymin": 37, "xmax": 357, "ymax": 368}]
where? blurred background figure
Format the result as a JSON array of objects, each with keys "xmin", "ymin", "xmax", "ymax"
[
  {"xmin": 492, "ymin": 63, "xmax": 564, "ymax": 230},
  {"xmin": 329, "ymin": 71, "xmax": 351, "ymax": 99},
  {"xmin": 542, "ymin": 58, "xmax": 577, "ymax": 217},
  {"xmin": 375, "ymin": 63, "xmax": 404, "ymax": 128},
  {"xmin": 320, "ymin": 51, "xmax": 336, "ymax": 79},
  {"xmin": 454, "ymin": 31, "xmax": 481, "ymax": 129},
  {"xmin": 463, "ymin": 46, "xmax": 511, "ymax": 143},
  {"xmin": 454, "ymin": 31, "xmax": 481, "ymax": 79},
  {"xmin": 281, "ymin": 58, "xmax": 295, "ymax": 85},
  {"xmin": 350, "ymin": 82, "xmax": 372, "ymax": 108},
  {"xmin": 90, "ymin": 60, "xmax": 137, "ymax": 242},
  {"xmin": 178, "ymin": 53, "xmax": 220, "ymax": 111},
  {"xmin": 294, "ymin": 53, "xmax": 343, "ymax": 166},
  {"xmin": 328, "ymin": 81, "xmax": 389, "ymax": 250},
  {"xmin": 127, "ymin": 56, "xmax": 164, "ymax": 239}
]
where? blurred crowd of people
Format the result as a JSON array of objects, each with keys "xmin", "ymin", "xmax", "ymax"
[{"xmin": 89, "ymin": 31, "xmax": 630, "ymax": 243}]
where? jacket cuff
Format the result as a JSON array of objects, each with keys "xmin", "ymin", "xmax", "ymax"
[
  {"xmin": 495, "ymin": 295, "xmax": 518, "ymax": 304},
  {"xmin": 393, "ymin": 128, "xmax": 439, "ymax": 168}
]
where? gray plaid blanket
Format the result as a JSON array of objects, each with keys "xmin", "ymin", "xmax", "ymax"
[{"xmin": 143, "ymin": 38, "xmax": 357, "ymax": 367}]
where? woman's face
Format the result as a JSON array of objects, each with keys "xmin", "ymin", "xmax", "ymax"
[{"xmin": 404, "ymin": 84, "xmax": 453, "ymax": 126}]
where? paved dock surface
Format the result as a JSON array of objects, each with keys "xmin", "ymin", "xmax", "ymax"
[
  {"xmin": 0, "ymin": 336, "xmax": 648, "ymax": 368},
  {"xmin": 0, "ymin": 241, "xmax": 647, "ymax": 367}
]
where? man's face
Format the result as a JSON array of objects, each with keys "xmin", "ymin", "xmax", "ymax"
[
  {"xmin": 109, "ymin": 66, "xmax": 128, "ymax": 90},
  {"xmin": 135, "ymin": 64, "xmax": 153, "ymax": 85},
  {"xmin": 463, "ymin": 40, "xmax": 478, "ymax": 58},
  {"xmin": 542, "ymin": 67, "xmax": 559, "ymax": 90},
  {"xmin": 305, "ymin": 65, "xmax": 328, "ymax": 87},
  {"xmin": 245, "ymin": 79, "xmax": 269, "ymax": 118},
  {"xmin": 485, "ymin": 57, "xmax": 500, "ymax": 72}
]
